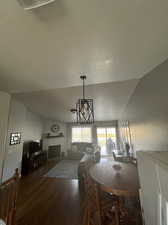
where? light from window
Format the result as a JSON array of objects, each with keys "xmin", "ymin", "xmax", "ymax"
[{"xmin": 72, "ymin": 127, "xmax": 92, "ymax": 143}]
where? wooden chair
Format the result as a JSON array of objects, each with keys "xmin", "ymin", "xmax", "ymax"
[
  {"xmin": 112, "ymin": 152, "xmax": 126, "ymax": 162},
  {"xmin": 129, "ymin": 157, "xmax": 137, "ymax": 166},
  {"xmin": 82, "ymin": 161, "xmax": 119, "ymax": 225},
  {"xmin": 117, "ymin": 196, "xmax": 142, "ymax": 225},
  {"xmin": 113, "ymin": 151, "xmax": 137, "ymax": 165},
  {"xmin": 0, "ymin": 169, "xmax": 19, "ymax": 225}
]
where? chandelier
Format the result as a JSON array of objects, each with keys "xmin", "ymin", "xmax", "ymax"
[{"xmin": 70, "ymin": 75, "xmax": 94, "ymax": 124}]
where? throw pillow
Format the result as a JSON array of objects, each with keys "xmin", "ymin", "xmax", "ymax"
[{"xmin": 71, "ymin": 145, "xmax": 78, "ymax": 153}]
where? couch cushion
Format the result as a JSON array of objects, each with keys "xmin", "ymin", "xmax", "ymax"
[
  {"xmin": 71, "ymin": 142, "xmax": 93, "ymax": 153},
  {"xmin": 71, "ymin": 145, "xmax": 78, "ymax": 153}
]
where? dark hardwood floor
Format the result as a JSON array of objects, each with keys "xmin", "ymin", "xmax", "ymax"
[
  {"xmin": 16, "ymin": 160, "xmax": 142, "ymax": 225},
  {"xmin": 16, "ymin": 160, "xmax": 83, "ymax": 225}
]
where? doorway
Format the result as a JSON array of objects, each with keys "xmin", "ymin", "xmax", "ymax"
[{"xmin": 97, "ymin": 127, "xmax": 117, "ymax": 156}]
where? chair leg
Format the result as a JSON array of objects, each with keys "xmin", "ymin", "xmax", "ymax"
[
  {"xmin": 82, "ymin": 207, "xmax": 89, "ymax": 225},
  {"xmin": 114, "ymin": 207, "xmax": 120, "ymax": 225}
]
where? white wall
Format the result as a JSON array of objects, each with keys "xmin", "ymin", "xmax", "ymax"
[
  {"xmin": 2, "ymin": 99, "xmax": 26, "ymax": 181},
  {"xmin": 120, "ymin": 59, "xmax": 168, "ymax": 153},
  {"xmin": 24, "ymin": 110, "xmax": 43, "ymax": 142},
  {"xmin": 43, "ymin": 120, "xmax": 67, "ymax": 154},
  {"xmin": 2, "ymin": 98, "xmax": 44, "ymax": 181},
  {"xmin": 0, "ymin": 91, "xmax": 11, "ymax": 183}
]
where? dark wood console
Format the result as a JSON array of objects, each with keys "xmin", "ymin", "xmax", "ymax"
[{"xmin": 21, "ymin": 141, "xmax": 47, "ymax": 175}]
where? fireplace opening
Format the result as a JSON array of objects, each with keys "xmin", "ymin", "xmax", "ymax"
[{"xmin": 48, "ymin": 145, "xmax": 61, "ymax": 160}]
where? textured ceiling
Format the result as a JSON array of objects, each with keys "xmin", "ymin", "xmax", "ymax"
[
  {"xmin": 0, "ymin": 0, "xmax": 168, "ymax": 93},
  {"xmin": 14, "ymin": 79, "xmax": 139, "ymax": 122}
]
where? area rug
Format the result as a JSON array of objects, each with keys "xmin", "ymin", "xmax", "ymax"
[{"xmin": 44, "ymin": 160, "xmax": 79, "ymax": 179}]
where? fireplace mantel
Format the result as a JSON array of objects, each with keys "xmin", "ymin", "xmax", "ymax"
[{"xmin": 43, "ymin": 133, "xmax": 64, "ymax": 138}]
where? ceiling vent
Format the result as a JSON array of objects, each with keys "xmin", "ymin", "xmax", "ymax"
[{"xmin": 18, "ymin": 0, "xmax": 55, "ymax": 10}]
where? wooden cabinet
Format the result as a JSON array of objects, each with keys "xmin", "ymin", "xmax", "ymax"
[
  {"xmin": 137, "ymin": 151, "xmax": 168, "ymax": 225},
  {"xmin": 21, "ymin": 151, "xmax": 47, "ymax": 175}
]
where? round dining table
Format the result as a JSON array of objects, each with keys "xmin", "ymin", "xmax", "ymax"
[{"xmin": 89, "ymin": 161, "xmax": 139, "ymax": 197}]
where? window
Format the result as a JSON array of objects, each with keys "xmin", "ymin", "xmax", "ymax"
[
  {"xmin": 72, "ymin": 127, "xmax": 92, "ymax": 143},
  {"xmin": 97, "ymin": 127, "xmax": 117, "ymax": 156}
]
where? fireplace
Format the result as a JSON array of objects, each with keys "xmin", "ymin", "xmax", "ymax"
[{"xmin": 48, "ymin": 145, "xmax": 61, "ymax": 159}]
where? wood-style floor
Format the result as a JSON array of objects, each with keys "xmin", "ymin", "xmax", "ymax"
[
  {"xmin": 16, "ymin": 160, "xmax": 142, "ymax": 225},
  {"xmin": 16, "ymin": 161, "xmax": 83, "ymax": 225}
]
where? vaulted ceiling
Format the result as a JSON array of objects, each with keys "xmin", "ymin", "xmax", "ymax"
[
  {"xmin": 0, "ymin": 0, "xmax": 168, "ymax": 93},
  {"xmin": 1, "ymin": 0, "xmax": 168, "ymax": 121},
  {"xmin": 14, "ymin": 79, "xmax": 139, "ymax": 122}
]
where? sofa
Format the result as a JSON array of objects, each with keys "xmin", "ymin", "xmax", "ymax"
[
  {"xmin": 67, "ymin": 142, "xmax": 97, "ymax": 160},
  {"xmin": 67, "ymin": 142, "xmax": 101, "ymax": 189}
]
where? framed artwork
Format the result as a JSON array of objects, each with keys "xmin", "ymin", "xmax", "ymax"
[{"xmin": 10, "ymin": 133, "xmax": 21, "ymax": 145}]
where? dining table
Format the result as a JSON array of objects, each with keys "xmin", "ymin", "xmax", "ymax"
[{"xmin": 89, "ymin": 160, "xmax": 139, "ymax": 197}]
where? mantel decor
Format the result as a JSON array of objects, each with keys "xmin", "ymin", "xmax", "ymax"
[
  {"xmin": 70, "ymin": 74, "xmax": 94, "ymax": 124},
  {"xmin": 10, "ymin": 132, "xmax": 21, "ymax": 145},
  {"xmin": 50, "ymin": 124, "xmax": 60, "ymax": 133},
  {"xmin": 43, "ymin": 132, "xmax": 64, "ymax": 138}
]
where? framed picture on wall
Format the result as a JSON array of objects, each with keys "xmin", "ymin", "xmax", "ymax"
[{"xmin": 10, "ymin": 132, "xmax": 21, "ymax": 145}]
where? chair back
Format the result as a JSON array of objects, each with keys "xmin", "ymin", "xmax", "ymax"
[
  {"xmin": 83, "ymin": 160, "xmax": 95, "ymax": 194},
  {"xmin": 0, "ymin": 169, "xmax": 19, "ymax": 225},
  {"xmin": 112, "ymin": 151, "xmax": 117, "ymax": 161},
  {"xmin": 82, "ymin": 161, "xmax": 102, "ymax": 225}
]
